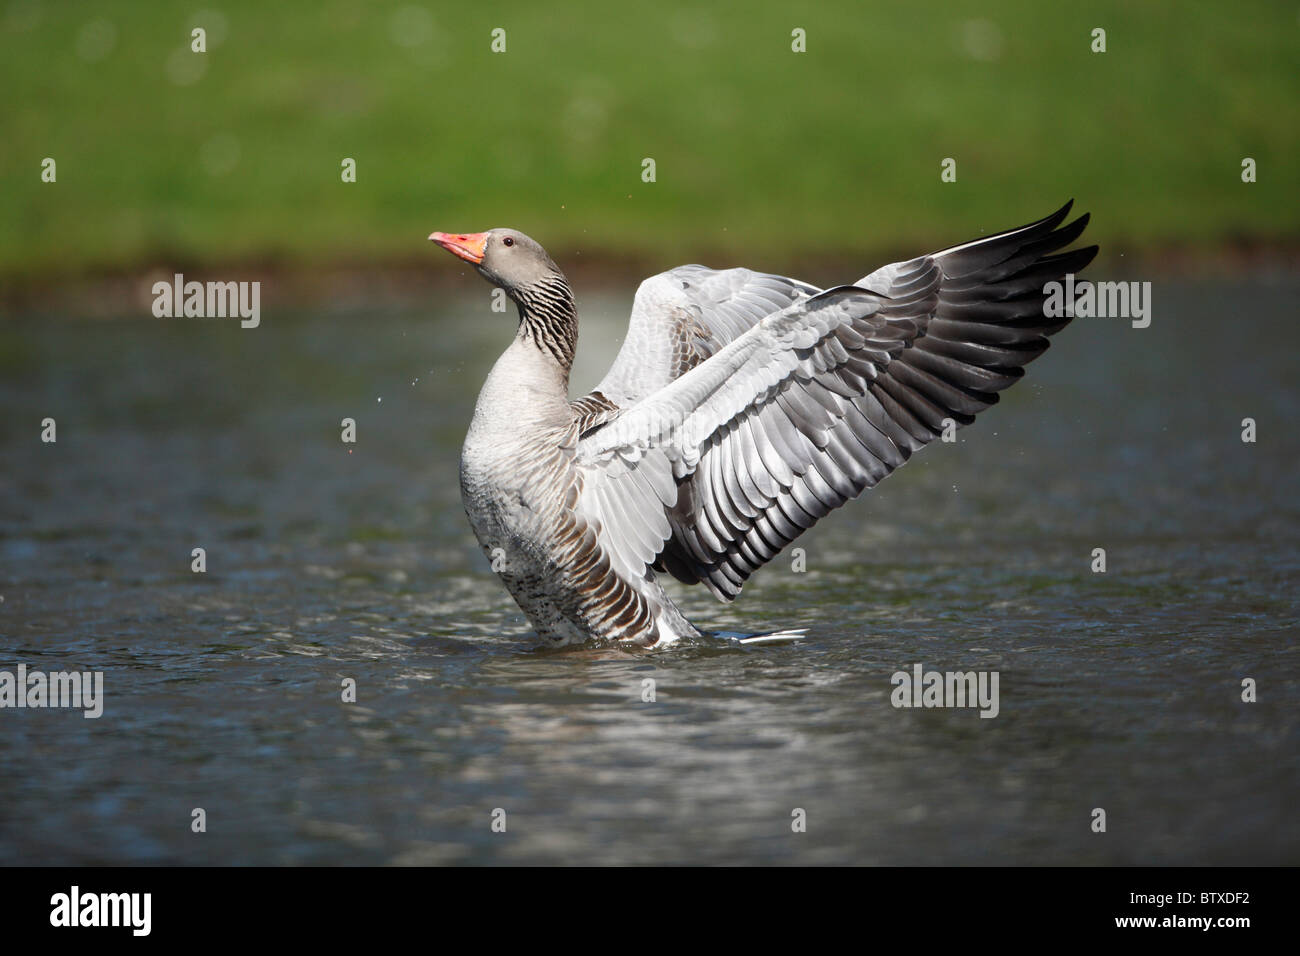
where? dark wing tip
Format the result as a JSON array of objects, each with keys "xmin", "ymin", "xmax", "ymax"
[
  {"xmin": 1073, "ymin": 243, "xmax": 1100, "ymax": 270},
  {"xmin": 1045, "ymin": 199, "xmax": 1074, "ymax": 228}
]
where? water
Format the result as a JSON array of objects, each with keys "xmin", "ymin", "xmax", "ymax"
[{"xmin": 1, "ymin": 277, "xmax": 1296, "ymax": 864}]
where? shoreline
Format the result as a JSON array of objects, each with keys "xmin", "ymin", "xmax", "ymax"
[{"xmin": 3, "ymin": 241, "xmax": 1298, "ymax": 319}]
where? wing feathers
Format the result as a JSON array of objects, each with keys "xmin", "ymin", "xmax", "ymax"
[{"xmin": 577, "ymin": 205, "xmax": 1094, "ymax": 598}]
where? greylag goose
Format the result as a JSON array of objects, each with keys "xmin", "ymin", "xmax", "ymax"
[{"xmin": 429, "ymin": 202, "xmax": 1095, "ymax": 648}]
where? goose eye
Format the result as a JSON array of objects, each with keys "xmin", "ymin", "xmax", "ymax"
[{"xmin": 502, "ymin": 237, "xmax": 515, "ymax": 247}]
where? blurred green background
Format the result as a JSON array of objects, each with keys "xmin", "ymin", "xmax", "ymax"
[{"xmin": 2, "ymin": 0, "xmax": 1296, "ymax": 283}]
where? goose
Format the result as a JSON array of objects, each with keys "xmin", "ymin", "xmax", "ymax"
[{"xmin": 429, "ymin": 202, "xmax": 1095, "ymax": 648}]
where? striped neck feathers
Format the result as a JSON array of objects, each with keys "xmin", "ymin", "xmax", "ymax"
[{"xmin": 514, "ymin": 273, "xmax": 578, "ymax": 370}]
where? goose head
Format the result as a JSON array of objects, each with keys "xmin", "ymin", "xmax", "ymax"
[{"xmin": 428, "ymin": 228, "xmax": 561, "ymax": 298}]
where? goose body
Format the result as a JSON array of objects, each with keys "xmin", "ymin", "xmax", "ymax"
[
  {"xmin": 459, "ymin": 333, "xmax": 696, "ymax": 645},
  {"xmin": 431, "ymin": 204, "xmax": 1096, "ymax": 648}
]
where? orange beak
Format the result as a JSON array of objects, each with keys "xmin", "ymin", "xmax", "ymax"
[{"xmin": 429, "ymin": 231, "xmax": 488, "ymax": 265}]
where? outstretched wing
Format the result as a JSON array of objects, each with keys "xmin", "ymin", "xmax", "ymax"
[
  {"xmin": 592, "ymin": 266, "xmax": 821, "ymax": 407},
  {"xmin": 577, "ymin": 202, "xmax": 1096, "ymax": 601}
]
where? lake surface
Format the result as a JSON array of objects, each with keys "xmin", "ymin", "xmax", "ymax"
[{"xmin": 1, "ymin": 276, "xmax": 1296, "ymax": 865}]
